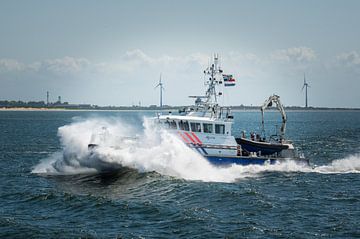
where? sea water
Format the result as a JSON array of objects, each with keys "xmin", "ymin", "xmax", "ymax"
[{"xmin": 0, "ymin": 110, "xmax": 359, "ymax": 238}]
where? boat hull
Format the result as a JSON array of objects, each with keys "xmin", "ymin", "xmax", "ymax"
[
  {"xmin": 235, "ymin": 137, "xmax": 289, "ymax": 155},
  {"xmin": 205, "ymin": 155, "xmax": 308, "ymax": 166}
]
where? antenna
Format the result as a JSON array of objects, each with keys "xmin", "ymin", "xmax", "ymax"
[
  {"xmin": 154, "ymin": 73, "xmax": 164, "ymax": 108},
  {"xmin": 301, "ymin": 73, "xmax": 310, "ymax": 108}
]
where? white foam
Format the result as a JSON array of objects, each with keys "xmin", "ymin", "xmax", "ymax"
[
  {"xmin": 32, "ymin": 117, "xmax": 360, "ymax": 182},
  {"xmin": 314, "ymin": 154, "xmax": 360, "ymax": 174}
]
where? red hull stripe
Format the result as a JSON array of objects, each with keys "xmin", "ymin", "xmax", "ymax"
[
  {"xmin": 184, "ymin": 132, "xmax": 196, "ymax": 144},
  {"xmin": 178, "ymin": 132, "xmax": 190, "ymax": 143},
  {"xmin": 191, "ymin": 132, "xmax": 202, "ymax": 145}
]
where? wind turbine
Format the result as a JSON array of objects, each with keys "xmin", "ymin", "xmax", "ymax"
[
  {"xmin": 155, "ymin": 73, "xmax": 164, "ymax": 108},
  {"xmin": 302, "ymin": 73, "xmax": 310, "ymax": 108}
]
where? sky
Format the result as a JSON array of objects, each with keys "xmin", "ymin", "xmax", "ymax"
[{"xmin": 0, "ymin": 0, "xmax": 359, "ymax": 108}]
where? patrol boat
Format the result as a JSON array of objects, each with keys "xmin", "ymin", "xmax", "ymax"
[{"xmin": 154, "ymin": 55, "xmax": 307, "ymax": 165}]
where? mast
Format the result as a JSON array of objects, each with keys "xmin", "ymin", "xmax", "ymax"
[{"xmin": 203, "ymin": 54, "xmax": 223, "ymax": 105}]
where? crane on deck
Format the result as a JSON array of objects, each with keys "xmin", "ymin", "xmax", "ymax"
[{"xmin": 260, "ymin": 94, "xmax": 287, "ymax": 141}]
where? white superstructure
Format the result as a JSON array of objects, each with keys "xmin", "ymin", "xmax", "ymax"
[{"xmin": 155, "ymin": 55, "xmax": 240, "ymax": 157}]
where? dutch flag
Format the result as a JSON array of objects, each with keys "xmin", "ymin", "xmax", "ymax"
[{"xmin": 223, "ymin": 74, "xmax": 236, "ymax": 87}]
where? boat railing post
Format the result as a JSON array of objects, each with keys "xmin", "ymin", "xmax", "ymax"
[{"xmin": 237, "ymin": 144, "xmax": 242, "ymax": 156}]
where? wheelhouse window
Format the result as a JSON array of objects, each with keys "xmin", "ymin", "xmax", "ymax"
[
  {"xmin": 164, "ymin": 120, "xmax": 170, "ymax": 128},
  {"xmin": 165, "ymin": 120, "xmax": 177, "ymax": 129},
  {"xmin": 203, "ymin": 123, "xmax": 213, "ymax": 133},
  {"xmin": 215, "ymin": 124, "xmax": 225, "ymax": 134},
  {"xmin": 170, "ymin": 120, "xmax": 177, "ymax": 129},
  {"xmin": 190, "ymin": 122, "xmax": 201, "ymax": 132},
  {"xmin": 184, "ymin": 121, "xmax": 189, "ymax": 131},
  {"xmin": 179, "ymin": 120, "xmax": 189, "ymax": 131}
]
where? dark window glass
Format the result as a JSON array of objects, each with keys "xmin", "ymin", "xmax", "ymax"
[
  {"xmin": 183, "ymin": 121, "xmax": 189, "ymax": 131},
  {"xmin": 215, "ymin": 124, "xmax": 225, "ymax": 134},
  {"xmin": 203, "ymin": 123, "xmax": 213, "ymax": 133},
  {"xmin": 190, "ymin": 122, "xmax": 201, "ymax": 132},
  {"xmin": 179, "ymin": 121, "xmax": 184, "ymax": 130},
  {"xmin": 179, "ymin": 120, "xmax": 189, "ymax": 131},
  {"xmin": 170, "ymin": 121, "xmax": 177, "ymax": 129}
]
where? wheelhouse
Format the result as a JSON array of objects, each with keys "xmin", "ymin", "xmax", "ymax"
[{"xmin": 157, "ymin": 115, "xmax": 232, "ymax": 136}]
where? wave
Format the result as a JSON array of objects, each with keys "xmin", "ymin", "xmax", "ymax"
[
  {"xmin": 32, "ymin": 117, "xmax": 360, "ymax": 183},
  {"xmin": 314, "ymin": 154, "xmax": 360, "ymax": 174}
]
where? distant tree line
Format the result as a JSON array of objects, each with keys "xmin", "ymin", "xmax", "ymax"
[
  {"xmin": 0, "ymin": 100, "xmax": 357, "ymax": 111},
  {"xmin": 0, "ymin": 100, "xmax": 47, "ymax": 108},
  {"xmin": 0, "ymin": 100, "xmax": 175, "ymax": 110},
  {"xmin": 0, "ymin": 100, "xmax": 70, "ymax": 108}
]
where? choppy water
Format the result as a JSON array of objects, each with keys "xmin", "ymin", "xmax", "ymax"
[{"xmin": 1, "ymin": 110, "xmax": 359, "ymax": 238}]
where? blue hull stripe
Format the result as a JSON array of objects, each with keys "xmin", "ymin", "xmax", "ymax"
[
  {"xmin": 194, "ymin": 147, "xmax": 202, "ymax": 155},
  {"xmin": 199, "ymin": 147, "xmax": 208, "ymax": 155},
  {"xmin": 205, "ymin": 155, "xmax": 277, "ymax": 166}
]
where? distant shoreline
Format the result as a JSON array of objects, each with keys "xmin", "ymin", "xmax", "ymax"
[
  {"xmin": 1, "ymin": 106, "xmax": 359, "ymax": 112},
  {"xmin": 0, "ymin": 107, "xmax": 65, "ymax": 111},
  {"xmin": 0, "ymin": 107, "xmax": 161, "ymax": 112},
  {"xmin": 1, "ymin": 99, "xmax": 359, "ymax": 112}
]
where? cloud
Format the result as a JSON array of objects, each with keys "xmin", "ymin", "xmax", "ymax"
[
  {"xmin": 28, "ymin": 61, "xmax": 42, "ymax": 71},
  {"xmin": 0, "ymin": 48, "xmax": 316, "ymax": 77},
  {"xmin": 96, "ymin": 49, "xmax": 209, "ymax": 74},
  {"xmin": 121, "ymin": 49, "xmax": 209, "ymax": 68},
  {"xmin": 0, "ymin": 57, "xmax": 91, "ymax": 74},
  {"xmin": 271, "ymin": 47, "xmax": 316, "ymax": 62},
  {"xmin": 227, "ymin": 52, "xmax": 261, "ymax": 64},
  {"xmin": 95, "ymin": 49, "xmax": 157, "ymax": 73},
  {"xmin": 43, "ymin": 57, "xmax": 90, "ymax": 74},
  {"xmin": 336, "ymin": 51, "xmax": 360, "ymax": 68},
  {"xmin": 122, "ymin": 49, "xmax": 154, "ymax": 65},
  {"xmin": 0, "ymin": 50, "xmax": 260, "ymax": 76},
  {"xmin": 0, "ymin": 58, "xmax": 26, "ymax": 72}
]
